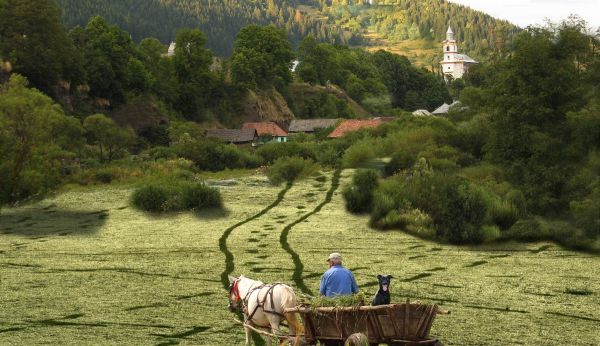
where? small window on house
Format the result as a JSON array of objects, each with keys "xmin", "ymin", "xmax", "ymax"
[
  {"xmin": 447, "ymin": 55, "xmax": 450, "ymax": 59},
  {"xmin": 446, "ymin": 46, "xmax": 449, "ymax": 51}
]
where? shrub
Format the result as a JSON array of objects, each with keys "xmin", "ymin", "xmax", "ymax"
[
  {"xmin": 370, "ymin": 181, "xmax": 409, "ymax": 228},
  {"xmin": 342, "ymin": 141, "xmax": 376, "ymax": 168},
  {"xmin": 132, "ymin": 181, "xmax": 223, "ymax": 213},
  {"xmin": 384, "ymin": 151, "xmax": 416, "ymax": 176},
  {"xmin": 256, "ymin": 142, "xmax": 317, "ymax": 164},
  {"xmin": 181, "ymin": 183, "xmax": 222, "ymax": 210},
  {"xmin": 481, "ymin": 225, "xmax": 501, "ymax": 242},
  {"xmin": 489, "ymin": 201, "xmax": 519, "ymax": 230},
  {"xmin": 501, "ymin": 219, "xmax": 544, "ymax": 241},
  {"xmin": 570, "ymin": 186, "xmax": 600, "ymax": 238},
  {"xmin": 94, "ymin": 170, "xmax": 113, "ymax": 184},
  {"xmin": 176, "ymin": 138, "xmax": 262, "ymax": 171},
  {"xmin": 148, "ymin": 146, "xmax": 178, "ymax": 160},
  {"xmin": 370, "ymin": 173, "xmax": 487, "ymax": 244},
  {"xmin": 267, "ymin": 156, "xmax": 316, "ymax": 185},
  {"xmin": 343, "ymin": 169, "xmax": 379, "ymax": 213},
  {"xmin": 131, "ymin": 184, "xmax": 169, "ymax": 212}
]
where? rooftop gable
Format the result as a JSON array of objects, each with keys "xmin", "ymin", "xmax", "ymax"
[
  {"xmin": 288, "ymin": 119, "xmax": 340, "ymax": 133},
  {"xmin": 242, "ymin": 122, "xmax": 288, "ymax": 137},
  {"xmin": 327, "ymin": 119, "xmax": 385, "ymax": 138},
  {"xmin": 206, "ymin": 128, "xmax": 257, "ymax": 143}
]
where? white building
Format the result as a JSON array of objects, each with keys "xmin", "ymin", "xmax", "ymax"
[
  {"xmin": 167, "ymin": 42, "xmax": 176, "ymax": 57},
  {"xmin": 440, "ymin": 27, "xmax": 477, "ymax": 80}
]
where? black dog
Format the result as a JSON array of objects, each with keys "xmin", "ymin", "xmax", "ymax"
[{"xmin": 372, "ymin": 274, "xmax": 393, "ymax": 306}]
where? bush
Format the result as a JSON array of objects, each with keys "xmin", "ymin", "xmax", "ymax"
[
  {"xmin": 570, "ymin": 184, "xmax": 600, "ymax": 238},
  {"xmin": 343, "ymin": 169, "xmax": 379, "ymax": 213},
  {"xmin": 181, "ymin": 183, "xmax": 222, "ymax": 210},
  {"xmin": 342, "ymin": 141, "xmax": 376, "ymax": 168},
  {"xmin": 384, "ymin": 151, "xmax": 416, "ymax": 176},
  {"xmin": 256, "ymin": 142, "xmax": 317, "ymax": 164},
  {"xmin": 131, "ymin": 185, "xmax": 169, "ymax": 212},
  {"xmin": 370, "ymin": 173, "xmax": 487, "ymax": 244},
  {"xmin": 267, "ymin": 156, "xmax": 316, "ymax": 185},
  {"xmin": 131, "ymin": 181, "xmax": 222, "ymax": 212},
  {"xmin": 501, "ymin": 219, "xmax": 544, "ymax": 241},
  {"xmin": 94, "ymin": 170, "xmax": 114, "ymax": 184},
  {"xmin": 176, "ymin": 138, "xmax": 262, "ymax": 171},
  {"xmin": 489, "ymin": 201, "xmax": 519, "ymax": 230},
  {"xmin": 148, "ymin": 146, "xmax": 178, "ymax": 160}
]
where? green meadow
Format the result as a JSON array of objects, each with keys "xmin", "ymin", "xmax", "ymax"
[{"xmin": 0, "ymin": 171, "xmax": 599, "ymax": 345}]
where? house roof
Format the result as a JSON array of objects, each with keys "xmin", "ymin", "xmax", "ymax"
[
  {"xmin": 243, "ymin": 122, "xmax": 288, "ymax": 137},
  {"xmin": 457, "ymin": 54, "xmax": 477, "ymax": 63},
  {"xmin": 432, "ymin": 101, "xmax": 462, "ymax": 115},
  {"xmin": 413, "ymin": 109, "xmax": 432, "ymax": 116},
  {"xmin": 206, "ymin": 128, "xmax": 257, "ymax": 143},
  {"xmin": 327, "ymin": 119, "xmax": 385, "ymax": 138},
  {"xmin": 288, "ymin": 119, "xmax": 340, "ymax": 133}
]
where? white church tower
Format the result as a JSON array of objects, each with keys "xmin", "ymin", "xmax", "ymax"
[{"xmin": 440, "ymin": 27, "xmax": 477, "ymax": 80}]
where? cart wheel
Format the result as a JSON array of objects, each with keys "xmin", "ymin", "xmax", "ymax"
[{"xmin": 345, "ymin": 333, "xmax": 369, "ymax": 346}]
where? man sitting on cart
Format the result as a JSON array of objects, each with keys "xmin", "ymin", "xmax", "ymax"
[{"xmin": 319, "ymin": 252, "xmax": 359, "ymax": 297}]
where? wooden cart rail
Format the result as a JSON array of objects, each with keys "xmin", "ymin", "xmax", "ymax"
[{"xmin": 285, "ymin": 301, "xmax": 448, "ymax": 345}]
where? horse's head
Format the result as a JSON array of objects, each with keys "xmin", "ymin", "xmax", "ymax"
[{"xmin": 227, "ymin": 275, "xmax": 241, "ymax": 312}]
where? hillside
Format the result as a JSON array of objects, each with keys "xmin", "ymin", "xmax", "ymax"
[{"xmin": 57, "ymin": 0, "xmax": 520, "ymax": 64}]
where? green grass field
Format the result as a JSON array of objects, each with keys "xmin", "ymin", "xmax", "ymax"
[{"xmin": 1, "ymin": 171, "xmax": 599, "ymax": 345}]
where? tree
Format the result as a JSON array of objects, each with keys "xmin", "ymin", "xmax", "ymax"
[
  {"xmin": 0, "ymin": 74, "xmax": 83, "ymax": 204},
  {"xmin": 0, "ymin": 0, "xmax": 83, "ymax": 95},
  {"xmin": 73, "ymin": 16, "xmax": 136, "ymax": 104},
  {"xmin": 297, "ymin": 36, "xmax": 337, "ymax": 85},
  {"xmin": 485, "ymin": 25, "xmax": 588, "ymax": 213},
  {"xmin": 83, "ymin": 114, "xmax": 135, "ymax": 162},
  {"xmin": 231, "ymin": 25, "xmax": 294, "ymax": 90},
  {"xmin": 172, "ymin": 28, "xmax": 214, "ymax": 120}
]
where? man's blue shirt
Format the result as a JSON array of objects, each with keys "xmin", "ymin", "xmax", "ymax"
[{"xmin": 319, "ymin": 265, "xmax": 359, "ymax": 297}]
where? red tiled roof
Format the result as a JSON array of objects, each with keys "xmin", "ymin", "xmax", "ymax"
[
  {"xmin": 327, "ymin": 119, "xmax": 384, "ymax": 138},
  {"xmin": 242, "ymin": 122, "xmax": 288, "ymax": 137}
]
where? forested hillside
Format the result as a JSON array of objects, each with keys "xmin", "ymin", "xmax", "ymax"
[{"xmin": 57, "ymin": 0, "xmax": 519, "ymax": 60}]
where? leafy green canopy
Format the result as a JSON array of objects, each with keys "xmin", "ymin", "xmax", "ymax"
[
  {"xmin": 231, "ymin": 25, "xmax": 294, "ymax": 90},
  {"xmin": 0, "ymin": 75, "xmax": 83, "ymax": 204},
  {"xmin": 0, "ymin": 0, "xmax": 82, "ymax": 95},
  {"xmin": 297, "ymin": 36, "xmax": 450, "ymax": 111}
]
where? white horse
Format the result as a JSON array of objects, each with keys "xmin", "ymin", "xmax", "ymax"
[{"xmin": 228, "ymin": 275, "xmax": 304, "ymax": 346}]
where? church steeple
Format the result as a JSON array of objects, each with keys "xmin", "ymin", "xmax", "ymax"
[
  {"xmin": 440, "ymin": 25, "xmax": 477, "ymax": 81},
  {"xmin": 443, "ymin": 26, "xmax": 458, "ymax": 55},
  {"xmin": 446, "ymin": 26, "xmax": 454, "ymax": 41}
]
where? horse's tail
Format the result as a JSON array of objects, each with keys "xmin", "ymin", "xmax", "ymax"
[
  {"xmin": 281, "ymin": 286, "xmax": 304, "ymax": 336},
  {"xmin": 284, "ymin": 310, "xmax": 304, "ymax": 336}
]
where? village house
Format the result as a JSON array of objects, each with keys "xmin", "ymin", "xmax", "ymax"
[
  {"xmin": 242, "ymin": 122, "xmax": 288, "ymax": 143},
  {"xmin": 432, "ymin": 101, "xmax": 463, "ymax": 115},
  {"xmin": 206, "ymin": 128, "xmax": 257, "ymax": 146},
  {"xmin": 327, "ymin": 118, "xmax": 394, "ymax": 139},
  {"xmin": 288, "ymin": 119, "xmax": 340, "ymax": 134}
]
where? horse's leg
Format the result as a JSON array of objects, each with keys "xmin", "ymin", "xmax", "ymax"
[
  {"xmin": 268, "ymin": 315, "xmax": 283, "ymax": 346},
  {"xmin": 244, "ymin": 325, "xmax": 252, "ymax": 346}
]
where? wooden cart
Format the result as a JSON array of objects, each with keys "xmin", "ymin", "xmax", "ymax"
[{"xmin": 284, "ymin": 300, "xmax": 446, "ymax": 345}]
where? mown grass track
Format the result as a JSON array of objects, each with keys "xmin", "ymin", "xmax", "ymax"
[
  {"xmin": 219, "ymin": 182, "xmax": 292, "ymax": 289},
  {"xmin": 279, "ymin": 169, "xmax": 341, "ymax": 295}
]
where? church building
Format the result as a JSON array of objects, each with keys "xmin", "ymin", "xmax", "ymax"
[{"xmin": 440, "ymin": 27, "xmax": 477, "ymax": 80}]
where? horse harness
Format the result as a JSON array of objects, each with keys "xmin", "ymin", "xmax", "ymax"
[{"xmin": 243, "ymin": 283, "xmax": 287, "ymax": 323}]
